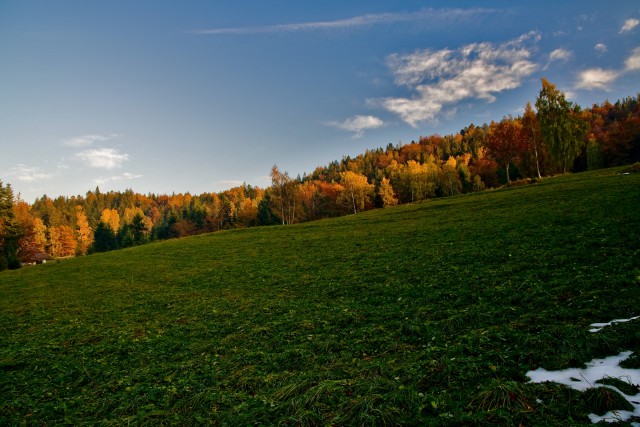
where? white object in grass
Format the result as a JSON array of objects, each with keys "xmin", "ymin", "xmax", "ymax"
[
  {"xmin": 589, "ymin": 316, "xmax": 640, "ymax": 333},
  {"xmin": 527, "ymin": 351, "xmax": 640, "ymax": 425}
]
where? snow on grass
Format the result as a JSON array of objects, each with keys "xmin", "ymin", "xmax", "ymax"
[
  {"xmin": 527, "ymin": 315, "xmax": 640, "ymax": 425},
  {"xmin": 590, "ymin": 316, "xmax": 640, "ymax": 333}
]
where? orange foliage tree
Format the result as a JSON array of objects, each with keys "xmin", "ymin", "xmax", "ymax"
[{"xmin": 485, "ymin": 117, "xmax": 528, "ymax": 183}]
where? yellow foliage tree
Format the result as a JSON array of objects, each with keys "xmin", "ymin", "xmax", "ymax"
[
  {"xmin": 75, "ymin": 205, "xmax": 93, "ymax": 255},
  {"xmin": 338, "ymin": 171, "xmax": 374, "ymax": 214},
  {"xmin": 378, "ymin": 177, "xmax": 398, "ymax": 208},
  {"xmin": 100, "ymin": 208, "xmax": 120, "ymax": 232}
]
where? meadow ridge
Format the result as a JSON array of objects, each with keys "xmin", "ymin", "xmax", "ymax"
[{"xmin": 1, "ymin": 167, "xmax": 640, "ymax": 425}]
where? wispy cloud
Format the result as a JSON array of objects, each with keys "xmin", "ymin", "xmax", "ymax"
[
  {"xmin": 620, "ymin": 18, "xmax": 639, "ymax": 34},
  {"xmin": 372, "ymin": 32, "xmax": 540, "ymax": 127},
  {"xmin": 190, "ymin": 8, "xmax": 497, "ymax": 35},
  {"xmin": 75, "ymin": 148, "xmax": 130, "ymax": 169},
  {"xmin": 6, "ymin": 164, "xmax": 55, "ymax": 183},
  {"xmin": 94, "ymin": 172, "xmax": 142, "ymax": 186},
  {"xmin": 575, "ymin": 68, "xmax": 619, "ymax": 90},
  {"xmin": 544, "ymin": 48, "xmax": 572, "ymax": 70},
  {"xmin": 549, "ymin": 48, "xmax": 572, "ymax": 63},
  {"xmin": 63, "ymin": 133, "xmax": 121, "ymax": 147},
  {"xmin": 325, "ymin": 115, "xmax": 384, "ymax": 138}
]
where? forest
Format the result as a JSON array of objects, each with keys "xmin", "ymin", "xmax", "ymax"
[{"xmin": 1, "ymin": 79, "xmax": 639, "ymax": 270}]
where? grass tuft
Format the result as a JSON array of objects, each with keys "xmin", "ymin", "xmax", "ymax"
[
  {"xmin": 469, "ymin": 380, "xmax": 533, "ymax": 412},
  {"xmin": 582, "ymin": 386, "xmax": 634, "ymax": 415}
]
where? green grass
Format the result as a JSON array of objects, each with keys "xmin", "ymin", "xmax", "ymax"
[{"xmin": 1, "ymin": 167, "xmax": 640, "ymax": 425}]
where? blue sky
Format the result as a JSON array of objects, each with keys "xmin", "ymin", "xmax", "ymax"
[{"xmin": 1, "ymin": 1, "xmax": 639, "ymax": 202}]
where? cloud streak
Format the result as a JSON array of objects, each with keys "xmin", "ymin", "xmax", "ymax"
[
  {"xmin": 373, "ymin": 32, "xmax": 540, "ymax": 127},
  {"xmin": 190, "ymin": 8, "xmax": 497, "ymax": 35},
  {"xmin": 94, "ymin": 172, "xmax": 142, "ymax": 186},
  {"xmin": 64, "ymin": 133, "xmax": 121, "ymax": 147},
  {"xmin": 326, "ymin": 115, "xmax": 384, "ymax": 138},
  {"xmin": 6, "ymin": 164, "xmax": 54, "ymax": 183},
  {"xmin": 75, "ymin": 148, "xmax": 130, "ymax": 169}
]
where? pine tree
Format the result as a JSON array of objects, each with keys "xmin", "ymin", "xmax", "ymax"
[
  {"xmin": 92, "ymin": 222, "xmax": 118, "ymax": 252},
  {"xmin": 0, "ymin": 181, "xmax": 19, "ymax": 269}
]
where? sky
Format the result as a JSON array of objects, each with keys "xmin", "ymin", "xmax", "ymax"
[{"xmin": 1, "ymin": 1, "xmax": 639, "ymax": 203}]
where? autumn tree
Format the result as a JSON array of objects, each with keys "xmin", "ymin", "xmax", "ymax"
[
  {"xmin": 270, "ymin": 165, "xmax": 298, "ymax": 224},
  {"xmin": 521, "ymin": 102, "xmax": 543, "ymax": 178},
  {"xmin": 378, "ymin": 177, "xmax": 398, "ymax": 208},
  {"xmin": 337, "ymin": 171, "xmax": 374, "ymax": 214},
  {"xmin": 100, "ymin": 208, "xmax": 120, "ymax": 232},
  {"xmin": 484, "ymin": 117, "xmax": 528, "ymax": 183},
  {"xmin": 49, "ymin": 225, "xmax": 76, "ymax": 257},
  {"xmin": 33, "ymin": 218, "xmax": 48, "ymax": 254},
  {"xmin": 236, "ymin": 198, "xmax": 258, "ymax": 226},
  {"xmin": 392, "ymin": 160, "xmax": 439, "ymax": 203},
  {"xmin": 298, "ymin": 181, "xmax": 321, "ymax": 221},
  {"xmin": 440, "ymin": 156, "xmax": 462, "ymax": 195},
  {"xmin": 13, "ymin": 200, "xmax": 44, "ymax": 264},
  {"xmin": 536, "ymin": 78, "xmax": 589, "ymax": 173},
  {"xmin": 75, "ymin": 205, "xmax": 93, "ymax": 255}
]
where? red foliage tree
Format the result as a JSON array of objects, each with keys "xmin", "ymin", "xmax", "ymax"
[{"xmin": 485, "ymin": 117, "xmax": 529, "ymax": 183}]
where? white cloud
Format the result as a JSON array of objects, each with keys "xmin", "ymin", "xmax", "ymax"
[
  {"xmin": 544, "ymin": 48, "xmax": 572, "ymax": 70},
  {"xmin": 625, "ymin": 47, "xmax": 640, "ymax": 71},
  {"xmin": 594, "ymin": 43, "xmax": 607, "ymax": 53},
  {"xmin": 574, "ymin": 47, "xmax": 640, "ymax": 91},
  {"xmin": 191, "ymin": 8, "xmax": 497, "ymax": 35},
  {"xmin": 549, "ymin": 48, "xmax": 572, "ymax": 63},
  {"xmin": 6, "ymin": 164, "xmax": 54, "ymax": 182},
  {"xmin": 64, "ymin": 133, "xmax": 120, "ymax": 147},
  {"xmin": 326, "ymin": 115, "xmax": 384, "ymax": 138},
  {"xmin": 575, "ymin": 68, "xmax": 619, "ymax": 90},
  {"xmin": 94, "ymin": 172, "xmax": 142, "ymax": 186},
  {"xmin": 75, "ymin": 148, "xmax": 130, "ymax": 169},
  {"xmin": 374, "ymin": 32, "xmax": 540, "ymax": 127},
  {"xmin": 620, "ymin": 18, "xmax": 639, "ymax": 33},
  {"xmin": 113, "ymin": 172, "xmax": 142, "ymax": 181}
]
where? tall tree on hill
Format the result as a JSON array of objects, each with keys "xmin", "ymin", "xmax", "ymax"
[
  {"xmin": 14, "ymin": 200, "xmax": 43, "ymax": 264},
  {"xmin": 0, "ymin": 181, "xmax": 19, "ymax": 270},
  {"xmin": 521, "ymin": 102, "xmax": 543, "ymax": 179},
  {"xmin": 270, "ymin": 165, "xmax": 298, "ymax": 225},
  {"xmin": 378, "ymin": 177, "xmax": 398, "ymax": 208},
  {"xmin": 100, "ymin": 208, "xmax": 120, "ymax": 233},
  {"xmin": 536, "ymin": 78, "xmax": 589, "ymax": 173},
  {"xmin": 92, "ymin": 222, "xmax": 118, "ymax": 252},
  {"xmin": 485, "ymin": 117, "xmax": 528, "ymax": 183},
  {"xmin": 75, "ymin": 205, "xmax": 93, "ymax": 255},
  {"xmin": 337, "ymin": 171, "xmax": 374, "ymax": 214}
]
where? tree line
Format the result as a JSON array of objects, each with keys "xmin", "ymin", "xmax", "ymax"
[{"xmin": 1, "ymin": 80, "xmax": 639, "ymax": 270}]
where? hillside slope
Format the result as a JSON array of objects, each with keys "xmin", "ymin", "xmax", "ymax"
[{"xmin": 1, "ymin": 168, "xmax": 640, "ymax": 425}]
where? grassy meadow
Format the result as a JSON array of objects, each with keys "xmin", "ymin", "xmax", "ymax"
[{"xmin": 1, "ymin": 167, "xmax": 640, "ymax": 425}]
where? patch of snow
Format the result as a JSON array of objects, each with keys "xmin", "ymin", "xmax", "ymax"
[
  {"xmin": 590, "ymin": 316, "xmax": 640, "ymax": 333},
  {"xmin": 527, "ymin": 351, "xmax": 640, "ymax": 425}
]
